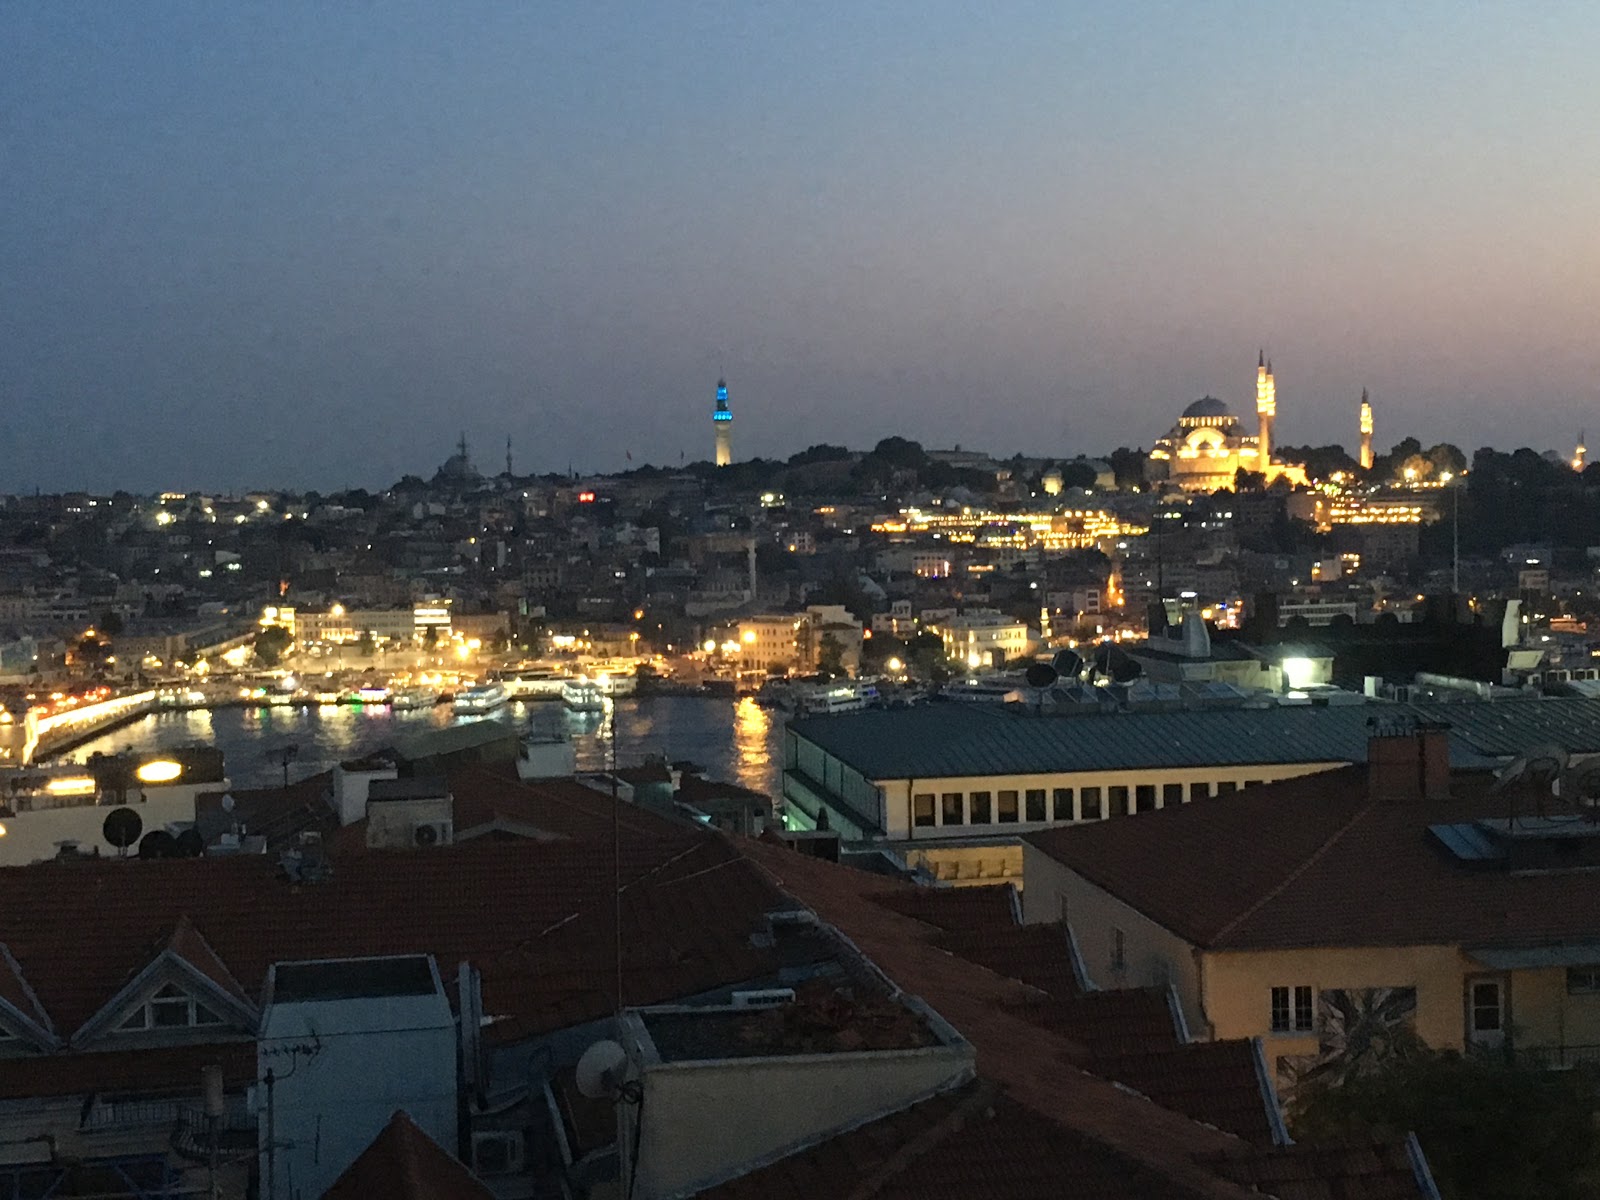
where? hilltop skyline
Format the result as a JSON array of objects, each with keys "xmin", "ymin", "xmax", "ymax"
[{"xmin": 4, "ymin": 2, "xmax": 1598, "ymax": 492}]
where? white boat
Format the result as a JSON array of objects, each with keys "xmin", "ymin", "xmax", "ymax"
[
  {"xmin": 390, "ymin": 687, "xmax": 439, "ymax": 711},
  {"xmin": 501, "ymin": 669, "xmax": 570, "ymax": 701},
  {"xmin": 453, "ymin": 683, "xmax": 508, "ymax": 715},
  {"xmin": 796, "ymin": 680, "xmax": 879, "ymax": 716},
  {"xmin": 561, "ymin": 678, "xmax": 607, "ymax": 713}
]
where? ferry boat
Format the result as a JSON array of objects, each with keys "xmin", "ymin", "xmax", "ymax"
[
  {"xmin": 452, "ymin": 683, "xmax": 508, "ymax": 716},
  {"xmin": 795, "ymin": 680, "xmax": 880, "ymax": 717},
  {"xmin": 389, "ymin": 687, "xmax": 439, "ymax": 711},
  {"xmin": 560, "ymin": 678, "xmax": 607, "ymax": 713},
  {"xmin": 501, "ymin": 669, "xmax": 569, "ymax": 701}
]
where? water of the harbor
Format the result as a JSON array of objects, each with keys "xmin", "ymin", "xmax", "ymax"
[{"xmin": 60, "ymin": 697, "xmax": 787, "ymax": 796}]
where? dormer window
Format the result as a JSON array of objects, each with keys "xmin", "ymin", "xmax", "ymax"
[{"xmin": 116, "ymin": 984, "xmax": 223, "ymax": 1032}]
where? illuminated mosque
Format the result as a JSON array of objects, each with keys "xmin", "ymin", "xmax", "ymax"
[{"xmin": 1146, "ymin": 353, "xmax": 1309, "ymax": 492}]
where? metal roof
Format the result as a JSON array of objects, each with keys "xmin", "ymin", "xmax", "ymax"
[{"xmin": 787, "ymin": 697, "xmax": 1600, "ymax": 781}]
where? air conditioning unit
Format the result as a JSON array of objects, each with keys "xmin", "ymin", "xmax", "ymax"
[
  {"xmin": 731, "ymin": 987, "xmax": 795, "ymax": 1009},
  {"xmin": 412, "ymin": 820, "xmax": 452, "ymax": 848},
  {"xmin": 471, "ymin": 1130, "xmax": 525, "ymax": 1177}
]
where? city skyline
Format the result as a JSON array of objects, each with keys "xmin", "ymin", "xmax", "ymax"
[{"xmin": 4, "ymin": 2, "xmax": 1598, "ymax": 491}]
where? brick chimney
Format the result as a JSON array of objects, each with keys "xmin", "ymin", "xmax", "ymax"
[{"xmin": 1366, "ymin": 724, "xmax": 1451, "ymax": 802}]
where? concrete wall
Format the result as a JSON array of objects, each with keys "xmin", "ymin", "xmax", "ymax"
[
  {"xmin": 0, "ymin": 792, "xmax": 198, "ymax": 865},
  {"xmin": 258, "ymin": 982, "xmax": 457, "ymax": 1200},
  {"xmin": 1022, "ymin": 846, "xmax": 1205, "ymax": 1029},
  {"xmin": 625, "ymin": 1038, "xmax": 973, "ymax": 1200}
]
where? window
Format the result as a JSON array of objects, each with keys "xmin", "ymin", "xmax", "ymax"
[
  {"xmin": 1568, "ymin": 966, "xmax": 1600, "ymax": 994},
  {"xmin": 1216, "ymin": 780, "xmax": 1238, "ymax": 796},
  {"xmin": 1269, "ymin": 985, "xmax": 1315, "ymax": 1033},
  {"xmin": 1025, "ymin": 789, "xmax": 1046, "ymax": 822},
  {"xmin": 1191, "ymin": 781, "xmax": 1211, "ymax": 800},
  {"xmin": 117, "ymin": 984, "xmax": 222, "ymax": 1033},
  {"xmin": 1162, "ymin": 783, "xmax": 1184, "ymax": 807},
  {"xmin": 1111, "ymin": 928, "xmax": 1126, "ymax": 971},
  {"xmin": 1471, "ymin": 981, "xmax": 1503, "ymax": 1033},
  {"xmin": 1053, "ymin": 787, "xmax": 1074, "ymax": 821},
  {"xmin": 996, "ymin": 790, "xmax": 1019, "ymax": 822},
  {"xmin": 940, "ymin": 793, "xmax": 964, "ymax": 825},
  {"xmin": 1080, "ymin": 787, "xmax": 1102, "ymax": 820},
  {"xmin": 1135, "ymin": 784, "xmax": 1156, "ymax": 813},
  {"xmin": 970, "ymin": 791, "xmax": 992, "ymax": 823},
  {"xmin": 1244, "ymin": 779, "xmax": 1264, "ymax": 789},
  {"xmin": 1108, "ymin": 786, "xmax": 1129, "ymax": 817},
  {"xmin": 912, "ymin": 793, "xmax": 936, "ymax": 828}
]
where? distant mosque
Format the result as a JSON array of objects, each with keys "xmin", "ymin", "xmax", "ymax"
[{"xmin": 1146, "ymin": 353, "xmax": 1309, "ymax": 492}]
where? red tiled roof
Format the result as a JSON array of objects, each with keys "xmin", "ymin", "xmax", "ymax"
[
  {"xmin": 0, "ymin": 829, "xmax": 787, "ymax": 1047},
  {"xmin": 322, "ymin": 1110, "xmax": 494, "ymax": 1200},
  {"xmin": 733, "ymin": 837, "xmax": 1427, "ymax": 1200},
  {"xmin": 165, "ymin": 915, "xmax": 251, "ymax": 1004},
  {"xmin": 695, "ymin": 1080, "xmax": 1217, "ymax": 1200},
  {"xmin": 1086, "ymin": 1041, "xmax": 1277, "ymax": 1145},
  {"xmin": 327, "ymin": 765, "xmax": 691, "ymax": 853},
  {"xmin": 0, "ymin": 1040, "xmax": 255, "ymax": 1100},
  {"xmin": 1002, "ymin": 989, "xmax": 1179, "ymax": 1057},
  {"xmin": 1023, "ymin": 766, "xmax": 1600, "ymax": 952},
  {"xmin": 197, "ymin": 771, "xmax": 340, "ymax": 851},
  {"xmin": 1204, "ymin": 1139, "xmax": 1426, "ymax": 1200},
  {"xmin": 869, "ymin": 884, "xmax": 1018, "ymax": 933}
]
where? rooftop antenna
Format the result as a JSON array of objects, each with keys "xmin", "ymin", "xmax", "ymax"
[{"xmin": 505, "ymin": 435, "xmax": 513, "ymax": 478}]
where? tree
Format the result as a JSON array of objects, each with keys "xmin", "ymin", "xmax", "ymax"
[
  {"xmin": 1107, "ymin": 447, "xmax": 1148, "ymax": 491},
  {"xmin": 787, "ymin": 443, "xmax": 852, "ymax": 467},
  {"xmin": 1293, "ymin": 1051, "xmax": 1600, "ymax": 1200},
  {"xmin": 816, "ymin": 632, "xmax": 845, "ymax": 679},
  {"xmin": 98, "ymin": 610, "xmax": 126, "ymax": 637},
  {"xmin": 254, "ymin": 625, "xmax": 292, "ymax": 667},
  {"xmin": 355, "ymin": 629, "xmax": 376, "ymax": 658}
]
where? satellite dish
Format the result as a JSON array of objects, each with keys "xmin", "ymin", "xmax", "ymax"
[
  {"xmin": 1494, "ymin": 743, "xmax": 1570, "ymax": 792},
  {"xmin": 138, "ymin": 829, "xmax": 178, "ymax": 859},
  {"xmin": 1051, "ymin": 649, "xmax": 1083, "ymax": 679},
  {"xmin": 220, "ymin": 793, "xmax": 236, "ymax": 813},
  {"xmin": 575, "ymin": 1040, "xmax": 628, "ymax": 1099},
  {"xmin": 1024, "ymin": 663, "xmax": 1058, "ymax": 690},
  {"xmin": 102, "ymin": 806, "xmax": 143, "ymax": 851},
  {"xmin": 1558, "ymin": 759, "xmax": 1600, "ymax": 809}
]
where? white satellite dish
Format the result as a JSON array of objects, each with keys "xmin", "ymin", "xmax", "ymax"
[
  {"xmin": 220, "ymin": 793, "xmax": 236, "ymax": 813},
  {"xmin": 575, "ymin": 1040, "xmax": 628, "ymax": 1100}
]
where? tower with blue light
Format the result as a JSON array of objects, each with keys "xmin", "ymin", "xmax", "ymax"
[{"xmin": 713, "ymin": 377, "xmax": 733, "ymax": 467}]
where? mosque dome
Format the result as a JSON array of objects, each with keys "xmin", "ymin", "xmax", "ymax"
[{"xmin": 1181, "ymin": 396, "xmax": 1233, "ymax": 422}]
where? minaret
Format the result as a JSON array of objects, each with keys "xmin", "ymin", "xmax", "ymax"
[
  {"xmin": 1575, "ymin": 432, "xmax": 1588, "ymax": 472},
  {"xmin": 713, "ymin": 377, "xmax": 732, "ymax": 467},
  {"xmin": 1359, "ymin": 389, "xmax": 1374, "ymax": 470},
  {"xmin": 1254, "ymin": 351, "xmax": 1276, "ymax": 464}
]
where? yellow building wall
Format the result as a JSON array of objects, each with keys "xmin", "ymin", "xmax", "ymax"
[
  {"xmin": 1202, "ymin": 946, "xmax": 1467, "ymax": 1059},
  {"xmin": 878, "ymin": 761, "xmax": 1346, "ymax": 841},
  {"xmin": 1505, "ymin": 967, "xmax": 1600, "ymax": 1060},
  {"xmin": 901, "ymin": 843, "xmax": 1023, "ymax": 888}
]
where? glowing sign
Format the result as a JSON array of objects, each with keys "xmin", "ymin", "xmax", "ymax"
[
  {"xmin": 712, "ymin": 411, "xmax": 732, "ymax": 421},
  {"xmin": 578, "ymin": 491, "xmax": 596, "ymax": 503},
  {"xmin": 135, "ymin": 760, "xmax": 184, "ymax": 784}
]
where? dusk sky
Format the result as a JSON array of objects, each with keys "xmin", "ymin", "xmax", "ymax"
[{"xmin": 3, "ymin": 2, "xmax": 1597, "ymax": 492}]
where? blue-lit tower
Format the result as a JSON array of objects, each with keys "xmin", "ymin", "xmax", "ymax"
[{"xmin": 713, "ymin": 377, "xmax": 733, "ymax": 466}]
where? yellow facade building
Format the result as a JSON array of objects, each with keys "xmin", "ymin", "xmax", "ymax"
[{"xmin": 1022, "ymin": 729, "xmax": 1600, "ymax": 1095}]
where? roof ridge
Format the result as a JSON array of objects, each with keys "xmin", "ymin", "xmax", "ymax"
[
  {"xmin": 1209, "ymin": 800, "xmax": 1376, "ymax": 946},
  {"xmin": 842, "ymin": 1079, "xmax": 1001, "ymax": 1200}
]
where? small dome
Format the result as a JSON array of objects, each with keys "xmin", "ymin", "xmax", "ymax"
[{"xmin": 1181, "ymin": 396, "xmax": 1232, "ymax": 421}]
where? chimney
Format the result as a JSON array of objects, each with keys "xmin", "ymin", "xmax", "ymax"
[{"xmin": 1367, "ymin": 725, "xmax": 1451, "ymax": 802}]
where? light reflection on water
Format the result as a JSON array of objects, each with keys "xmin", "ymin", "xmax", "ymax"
[{"xmin": 62, "ymin": 696, "xmax": 785, "ymax": 796}]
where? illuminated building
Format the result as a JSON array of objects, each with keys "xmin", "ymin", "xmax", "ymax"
[
  {"xmin": 1575, "ymin": 431, "xmax": 1587, "ymax": 472},
  {"xmin": 713, "ymin": 377, "xmax": 732, "ymax": 467},
  {"xmin": 1359, "ymin": 389, "xmax": 1375, "ymax": 470},
  {"xmin": 1147, "ymin": 355, "xmax": 1308, "ymax": 493}
]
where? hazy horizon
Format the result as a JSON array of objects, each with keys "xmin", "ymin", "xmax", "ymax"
[{"xmin": 5, "ymin": 2, "xmax": 1597, "ymax": 492}]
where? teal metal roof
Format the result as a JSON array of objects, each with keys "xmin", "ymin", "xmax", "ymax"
[{"xmin": 787, "ymin": 697, "xmax": 1600, "ymax": 781}]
